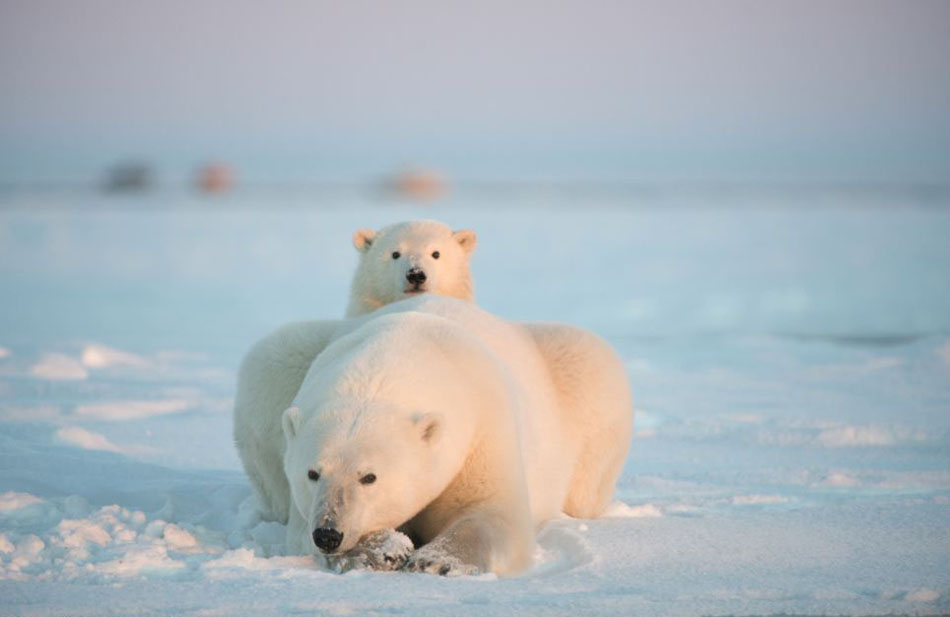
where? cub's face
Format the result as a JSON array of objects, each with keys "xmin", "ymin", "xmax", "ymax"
[
  {"xmin": 281, "ymin": 405, "xmax": 443, "ymax": 555},
  {"xmin": 352, "ymin": 221, "xmax": 476, "ymax": 311}
]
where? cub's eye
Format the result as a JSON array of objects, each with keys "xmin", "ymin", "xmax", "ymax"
[
  {"xmin": 307, "ymin": 470, "xmax": 320, "ymax": 481},
  {"xmin": 431, "ymin": 251, "xmax": 440, "ymax": 259},
  {"xmin": 359, "ymin": 473, "xmax": 377, "ymax": 485},
  {"xmin": 391, "ymin": 251, "xmax": 401, "ymax": 259}
]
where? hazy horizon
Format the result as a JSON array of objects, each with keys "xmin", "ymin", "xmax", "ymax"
[{"xmin": 2, "ymin": 0, "xmax": 949, "ymax": 185}]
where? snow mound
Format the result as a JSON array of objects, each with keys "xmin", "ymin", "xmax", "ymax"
[
  {"xmin": 529, "ymin": 523, "xmax": 596, "ymax": 577},
  {"xmin": 602, "ymin": 501, "xmax": 663, "ymax": 518},
  {"xmin": 0, "ymin": 492, "xmax": 315, "ymax": 583},
  {"xmin": 732, "ymin": 494, "xmax": 789, "ymax": 505},
  {"xmin": 55, "ymin": 427, "xmax": 156, "ymax": 457},
  {"xmin": 0, "ymin": 492, "xmax": 45, "ymax": 512},
  {"xmin": 201, "ymin": 547, "xmax": 317, "ymax": 580},
  {"xmin": 31, "ymin": 353, "xmax": 87, "ymax": 380},
  {"xmin": 816, "ymin": 424, "xmax": 927, "ymax": 447},
  {"xmin": 56, "ymin": 427, "xmax": 120, "ymax": 453},
  {"xmin": 905, "ymin": 587, "xmax": 942, "ymax": 603},
  {"xmin": 821, "ymin": 471, "xmax": 861, "ymax": 487},
  {"xmin": 74, "ymin": 399, "xmax": 194, "ymax": 421},
  {"xmin": 754, "ymin": 422, "xmax": 933, "ymax": 449},
  {"xmin": 81, "ymin": 344, "xmax": 148, "ymax": 369}
]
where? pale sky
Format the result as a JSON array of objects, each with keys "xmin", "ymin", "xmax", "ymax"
[{"xmin": 1, "ymin": 0, "xmax": 949, "ymax": 183}]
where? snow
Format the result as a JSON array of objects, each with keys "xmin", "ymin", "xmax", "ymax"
[
  {"xmin": 54, "ymin": 426, "xmax": 157, "ymax": 457},
  {"xmin": 30, "ymin": 353, "xmax": 88, "ymax": 380},
  {"xmin": 602, "ymin": 501, "xmax": 664, "ymax": 518},
  {"xmin": 1, "ymin": 187, "xmax": 949, "ymax": 615},
  {"xmin": 730, "ymin": 494, "xmax": 788, "ymax": 505},
  {"xmin": 73, "ymin": 399, "xmax": 193, "ymax": 421},
  {"xmin": 80, "ymin": 344, "xmax": 148, "ymax": 369},
  {"xmin": 0, "ymin": 493, "xmax": 44, "ymax": 512},
  {"xmin": 55, "ymin": 426, "xmax": 127, "ymax": 453}
]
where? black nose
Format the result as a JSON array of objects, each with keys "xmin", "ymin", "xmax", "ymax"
[
  {"xmin": 312, "ymin": 527, "xmax": 343, "ymax": 553},
  {"xmin": 406, "ymin": 268, "xmax": 427, "ymax": 285}
]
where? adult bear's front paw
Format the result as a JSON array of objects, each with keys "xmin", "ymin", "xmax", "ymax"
[
  {"xmin": 326, "ymin": 529, "xmax": 414, "ymax": 572},
  {"xmin": 403, "ymin": 547, "xmax": 480, "ymax": 577}
]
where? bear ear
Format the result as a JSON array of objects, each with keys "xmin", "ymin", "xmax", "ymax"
[
  {"xmin": 282, "ymin": 406, "xmax": 302, "ymax": 440},
  {"xmin": 452, "ymin": 229, "xmax": 477, "ymax": 255},
  {"xmin": 352, "ymin": 228, "xmax": 376, "ymax": 253},
  {"xmin": 411, "ymin": 412, "xmax": 443, "ymax": 445}
]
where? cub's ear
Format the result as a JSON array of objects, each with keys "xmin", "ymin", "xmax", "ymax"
[
  {"xmin": 452, "ymin": 229, "xmax": 477, "ymax": 255},
  {"xmin": 353, "ymin": 228, "xmax": 377, "ymax": 253},
  {"xmin": 411, "ymin": 412, "xmax": 443, "ymax": 445},
  {"xmin": 282, "ymin": 406, "xmax": 301, "ymax": 440}
]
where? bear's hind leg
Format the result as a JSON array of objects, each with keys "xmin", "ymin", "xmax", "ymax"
[
  {"xmin": 563, "ymin": 428, "xmax": 629, "ymax": 518},
  {"xmin": 247, "ymin": 455, "xmax": 290, "ymax": 523},
  {"xmin": 523, "ymin": 324, "xmax": 633, "ymax": 519}
]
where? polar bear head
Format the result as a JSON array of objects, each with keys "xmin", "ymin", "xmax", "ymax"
[
  {"xmin": 345, "ymin": 220, "xmax": 477, "ymax": 317},
  {"xmin": 281, "ymin": 403, "xmax": 447, "ymax": 555}
]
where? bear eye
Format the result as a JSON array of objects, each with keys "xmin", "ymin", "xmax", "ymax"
[
  {"xmin": 307, "ymin": 469, "xmax": 320, "ymax": 482},
  {"xmin": 391, "ymin": 251, "xmax": 401, "ymax": 260},
  {"xmin": 431, "ymin": 251, "xmax": 440, "ymax": 259},
  {"xmin": 359, "ymin": 473, "xmax": 377, "ymax": 485}
]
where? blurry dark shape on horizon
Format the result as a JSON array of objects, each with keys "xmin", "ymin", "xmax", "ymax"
[
  {"xmin": 196, "ymin": 162, "xmax": 235, "ymax": 194},
  {"xmin": 381, "ymin": 168, "xmax": 448, "ymax": 202},
  {"xmin": 103, "ymin": 162, "xmax": 153, "ymax": 193}
]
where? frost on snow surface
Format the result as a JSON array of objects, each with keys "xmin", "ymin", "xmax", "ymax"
[{"xmin": 1, "ymin": 189, "xmax": 949, "ymax": 616}]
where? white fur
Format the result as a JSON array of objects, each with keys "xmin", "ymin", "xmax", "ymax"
[
  {"xmin": 346, "ymin": 220, "xmax": 476, "ymax": 317},
  {"xmin": 233, "ymin": 296, "xmax": 632, "ymax": 576}
]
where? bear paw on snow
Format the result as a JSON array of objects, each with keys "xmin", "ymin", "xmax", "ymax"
[
  {"xmin": 325, "ymin": 529, "xmax": 414, "ymax": 573},
  {"xmin": 403, "ymin": 544, "xmax": 481, "ymax": 577}
]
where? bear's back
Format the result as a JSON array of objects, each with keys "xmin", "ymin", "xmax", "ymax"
[
  {"xmin": 295, "ymin": 299, "xmax": 520, "ymax": 425},
  {"xmin": 373, "ymin": 297, "xmax": 573, "ymax": 521}
]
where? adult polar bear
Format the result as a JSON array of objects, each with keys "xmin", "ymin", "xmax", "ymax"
[{"xmin": 234, "ymin": 296, "xmax": 632, "ymax": 576}]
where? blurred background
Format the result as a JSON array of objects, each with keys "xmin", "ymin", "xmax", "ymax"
[{"xmin": 2, "ymin": 0, "xmax": 949, "ymax": 186}]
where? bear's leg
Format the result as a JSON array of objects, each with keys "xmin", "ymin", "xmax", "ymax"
[
  {"xmin": 561, "ymin": 358, "xmax": 632, "ymax": 517},
  {"xmin": 235, "ymin": 320, "xmax": 339, "ymax": 523},
  {"xmin": 404, "ymin": 504, "xmax": 533, "ymax": 577},
  {"xmin": 563, "ymin": 428, "xmax": 629, "ymax": 517},
  {"xmin": 523, "ymin": 324, "xmax": 633, "ymax": 518},
  {"xmin": 242, "ymin": 448, "xmax": 290, "ymax": 523}
]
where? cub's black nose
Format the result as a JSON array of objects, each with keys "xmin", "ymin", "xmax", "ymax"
[
  {"xmin": 312, "ymin": 527, "xmax": 343, "ymax": 553},
  {"xmin": 406, "ymin": 268, "xmax": 427, "ymax": 285}
]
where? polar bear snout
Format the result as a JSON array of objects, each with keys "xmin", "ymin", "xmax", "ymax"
[
  {"xmin": 405, "ymin": 267, "xmax": 427, "ymax": 289},
  {"xmin": 312, "ymin": 526, "xmax": 344, "ymax": 553}
]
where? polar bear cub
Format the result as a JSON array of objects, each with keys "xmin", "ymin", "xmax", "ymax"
[
  {"xmin": 346, "ymin": 221, "xmax": 477, "ymax": 316},
  {"xmin": 235, "ymin": 296, "xmax": 632, "ymax": 576}
]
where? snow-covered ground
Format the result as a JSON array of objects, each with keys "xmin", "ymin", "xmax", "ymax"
[{"xmin": 1, "ymin": 187, "xmax": 949, "ymax": 616}]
